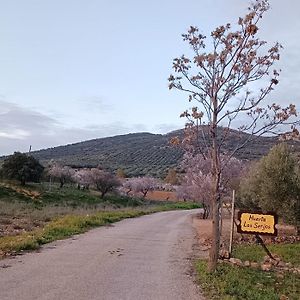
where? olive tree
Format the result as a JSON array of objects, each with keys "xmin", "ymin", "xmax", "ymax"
[
  {"xmin": 1, "ymin": 152, "xmax": 44, "ymax": 185},
  {"xmin": 239, "ymin": 143, "xmax": 300, "ymax": 234}
]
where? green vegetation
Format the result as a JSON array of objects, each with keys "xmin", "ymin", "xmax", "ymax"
[
  {"xmin": 233, "ymin": 243, "xmax": 300, "ymax": 267},
  {"xmin": 5, "ymin": 131, "xmax": 298, "ymax": 178},
  {"xmin": 0, "ymin": 183, "xmax": 141, "ymax": 211},
  {"xmin": 196, "ymin": 259, "xmax": 299, "ymax": 300},
  {"xmin": 195, "ymin": 144, "xmax": 300, "ymax": 297},
  {"xmin": 0, "ymin": 183, "xmax": 200, "ymax": 257},
  {"xmin": 0, "ymin": 152, "xmax": 44, "ymax": 185},
  {"xmin": 0, "ymin": 202, "xmax": 200, "ymax": 256},
  {"xmin": 0, "ymin": 183, "xmax": 199, "ymax": 219},
  {"xmin": 32, "ymin": 132, "xmax": 184, "ymax": 177},
  {"xmin": 196, "ymin": 242, "xmax": 300, "ymax": 299},
  {"xmin": 238, "ymin": 143, "xmax": 300, "ymax": 232}
]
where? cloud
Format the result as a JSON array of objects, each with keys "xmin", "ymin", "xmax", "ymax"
[
  {"xmin": 0, "ymin": 129, "xmax": 30, "ymax": 140},
  {"xmin": 152, "ymin": 123, "xmax": 182, "ymax": 134},
  {"xmin": 0, "ymin": 100, "xmax": 150, "ymax": 155},
  {"xmin": 77, "ymin": 96, "xmax": 113, "ymax": 113},
  {"xmin": 0, "ymin": 100, "xmax": 59, "ymax": 126}
]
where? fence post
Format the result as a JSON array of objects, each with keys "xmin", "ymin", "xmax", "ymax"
[{"xmin": 229, "ymin": 190, "xmax": 235, "ymax": 256}]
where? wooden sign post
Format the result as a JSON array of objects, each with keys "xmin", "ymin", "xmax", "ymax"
[
  {"xmin": 237, "ymin": 211, "xmax": 278, "ymax": 236},
  {"xmin": 237, "ymin": 211, "xmax": 278, "ymax": 259}
]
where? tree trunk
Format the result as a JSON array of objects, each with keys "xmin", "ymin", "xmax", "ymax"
[
  {"xmin": 208, "ymin": 96, "xmax": 221, "ymax": 272},
  {"xmin": 202, "ymin": 203, "xmax": 210, "ymax": 219},
  {"xmin": 208, "ymin": 186, "xmax": 220, "ymax": 272},
  {"xmin": 60, "ymin": 178, "xmax": 64, "ymax": 188},
  {"xmin": 100, "ymin": 188, "xmax": 109, "ymax": 199}
]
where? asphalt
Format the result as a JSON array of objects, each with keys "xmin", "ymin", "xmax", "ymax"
[{"xmin": 0, "ymin": 209, "xmax": 203, "ymax": 300}]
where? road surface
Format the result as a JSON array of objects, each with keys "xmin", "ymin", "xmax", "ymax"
[{"xmin": 0, "ymin": 209, "xmax": 203, "ymax": 300}]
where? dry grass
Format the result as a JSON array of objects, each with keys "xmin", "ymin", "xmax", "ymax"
[{"xmin": 146, "ymin": 190, "xmax": 179, "ymax": 201}]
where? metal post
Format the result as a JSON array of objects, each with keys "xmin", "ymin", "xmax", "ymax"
[
  {"xmin": 229, "ymin": 190, "xmax": 235, "ymax": 256},
  {"xmin": 255, "ymin": 234, "xmax": 275, "ymax": 260}
]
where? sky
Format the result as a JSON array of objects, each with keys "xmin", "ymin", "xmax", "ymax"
[{"xmin": 0, "ymin": 0, "xmax": 299, "ymax": 155}]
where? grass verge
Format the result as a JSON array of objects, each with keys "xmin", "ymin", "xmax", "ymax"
[
  {"xmin": 233, "ymin": 243, "xmax": 300, "ymax": 267},
  {"xmin": 196, "ymin": 242, "xmax": 300, "ymax": 300},
  {"xmin": 196, "ymin": 259, "xmax": 299, "ymax": 300},
  {"xmin": 0, "ymin": 202, "xmax": 199, "ymax": 257}
]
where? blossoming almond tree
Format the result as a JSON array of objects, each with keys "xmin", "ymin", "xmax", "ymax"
[
  {"xmin": 72, "ymin": 168, "xmax": 93, "ymax": 190},
  {"xmin": 168, "ymin": 0, "xmax": 299, "ymax": 271},
  {"xmin": 47, "ymin": 162, "xmax": 75, "ymax": 188},
  {"xmin": 123, "ymin": 177, "xmax": 160, "ymax": 198},
  {"xmin": 179, "ymin": 153, "xmax": 244, "ymax": 219},
  {"xmin": 90, "ymin": 168, "xmax": 120, "ymax": 198}
]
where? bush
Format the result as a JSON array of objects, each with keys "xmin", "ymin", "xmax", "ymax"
[
  {"xmin": 238, "ymin": 143, "xmax": 300, "ymax": 233},
  {"xmin": 1, "ymin": 152, "xmax": 44, "ymax": 185}
]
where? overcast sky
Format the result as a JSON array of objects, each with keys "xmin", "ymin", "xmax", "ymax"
[{"xmin": 0, "ymin": 0, "xmax": 299, "ymax": 155}]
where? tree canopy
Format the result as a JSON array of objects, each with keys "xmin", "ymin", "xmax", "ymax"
[
  {"xmin": 1, "ymin": 152, "xmax": 44, "ymax": 185},
  {"xmin": 164, "ymin": 168, "xmax": 179, "ymax": 185},
  {"xmin": 90, "ymin": 168, "xmax": 120, "ymax": 198},
  {"xmin": 239, "ymin": 143, "xmax": 300, "ymax": 234},
  {"xmin": 47, "ymin": 162, "xmax": 75, "ymax": 188}
]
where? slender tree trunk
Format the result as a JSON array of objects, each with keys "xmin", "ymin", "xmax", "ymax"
[
  {"xmin": 60, "ymin": 178, "xmax": 64, "ymax": 188},
  {"xmin": 208, "ymin": 179, "xmax": 220, "ymax": 272},
  {"xmin": 208, "ymin": 96, "xmax": 221, "ymax": 272},
  {"xmin": 202, "ymin": 203, "xmax": 210, "ymax": 219},
  {"xmin": 100, "ymin": 187, "xmax": 110, "ymax": 199}
]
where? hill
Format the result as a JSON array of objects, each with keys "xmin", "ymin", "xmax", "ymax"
[
  {"xmin": 26, "ymin": 129, "xmax": 300, "ymax": 178},
  {"xmin": 32, "ymin": 132, "xmax": 183, "ymax": 178}
]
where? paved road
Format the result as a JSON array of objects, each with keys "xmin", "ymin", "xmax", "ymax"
[{"xmin": 0, "ymin": 209, "xmax": 203, "ymax": 300}]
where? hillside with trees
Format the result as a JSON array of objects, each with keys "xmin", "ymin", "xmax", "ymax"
[
  {"xmin": 3, "ymin": 129, "xmax": 298, "ymax": 178},
  {"xmin": 31, "ymin": 132, "xmax": 183, "ymax": 178}
]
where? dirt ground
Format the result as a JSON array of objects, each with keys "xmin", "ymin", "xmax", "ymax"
[
  {"xmin": 146, "ymin": 190, "xmax": 179, "ymax": 201},
  {"xmin": 192, "ymin": 212, "xmax": 298, "ymax": 253},
  {"xmin": 0, "ymin": 217, "xmax": 44, "ymax": 237}
]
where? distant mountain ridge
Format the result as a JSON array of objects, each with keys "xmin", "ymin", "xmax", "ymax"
[{"xmin": 25, "ymin": 129, "xmax": 300, "ymax": 178}]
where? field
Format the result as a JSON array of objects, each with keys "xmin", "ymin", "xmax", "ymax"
[
  {"xmin": 0, "ymin": 183, "xmax": 137, "ymax": 237},
  {"xmin": 0, "ymin": 182, "xmax": 199, "ymax": 258}
]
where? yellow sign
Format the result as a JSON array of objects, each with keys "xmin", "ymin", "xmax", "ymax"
[{"xmin": 237, "ymin": 211, "xmax": 277, "ymax": 236}]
